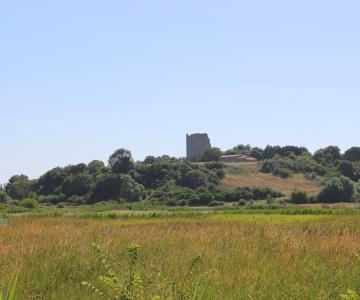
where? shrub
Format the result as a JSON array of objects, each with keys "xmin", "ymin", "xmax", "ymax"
[
  {"xmin": 19, "ymin": 198, "xmax": 39, "ymax": 209},
  {"xmin": 238, "ymin": 199, "xmax": 247, "ymax": 206},
  {"xmin": 0, "ymin": 191, "xmax": 10, "ymax": 203},
  {"xmin": 318, "ymin": 176, "xmax": 355, "ymax": 203},
  {"xmin": 274, "ymin": 167, "xmax": 293, "ymax": 178},
  {"xmin": 290, "ymin": 189, "xmax": 309, "ymax": 204},
  {"xmin": 181, "ymin": 170, "xmax": 208, "ymax": 189}
]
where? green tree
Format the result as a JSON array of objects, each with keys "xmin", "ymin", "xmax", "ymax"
[
  {"xmin": 250, "ymin": 147, "xmax": 264, "ymax": 160},
  {"xmin": 5, "ymin": 175, "xmax": 31, "ymax": 200},
  {"xmin": 318, "ymin": 176, "xmax": 354, "ymax": 203},
  {"xmin": 314, "ymin": 146, "xmax": 341, "ymax": 165},
  {"xmin": 181, "ymin": 170, "xmax": 208, "ymax": 189},
  {"xmin": 338, "ymin": 161, "xmax": 354, "ymax": 179},
  {"xmin": 89, "ymin": 174, "xmax": 144, "ymax": 203},
  {"xmin": 88, "ymin": 160, "xmax": 105, "ymax": 174},
  {"xmin": 344, "ymin": 147, "xmax": 360, "ymax": 162},
  {"xmin": 201, "ymin": 147, "xmax": 222, "ymax": 162},
  {"xmin": 290, "ymin": 189, "xmax": 309, "ymax": 204},
  {"xmin": 62, "ymin": 173, "xmax": 93, "ymax": 196},
  {"xmin": 37, "ymin": 167, "xmax": 67, "ymax": 195},
  {"xmin": 109, "ymin": 149, "xmax": 134, "ymax": 173}
]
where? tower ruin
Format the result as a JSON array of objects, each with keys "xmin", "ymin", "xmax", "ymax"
[{"xmin": 186, "ymin": 133, "xmax": 211, "ymax": 161}]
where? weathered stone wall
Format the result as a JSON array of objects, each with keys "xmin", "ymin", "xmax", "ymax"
[{"xmin": 186, "ymin": 133, "xmax": 211, "ymax": 161}]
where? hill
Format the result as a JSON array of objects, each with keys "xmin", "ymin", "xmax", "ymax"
[{"xmin": 221, "ymin": 162, "xmax": 321, "ymax": 196}]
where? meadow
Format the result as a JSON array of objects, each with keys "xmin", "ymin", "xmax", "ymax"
[{"xmin": 1, "ymin": 211, "xmax": 360, "ymax": 299}]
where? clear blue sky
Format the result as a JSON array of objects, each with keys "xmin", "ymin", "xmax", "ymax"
[{"xmin": 1, "ymin": 0, "xmax": 359, "ymax": 183}]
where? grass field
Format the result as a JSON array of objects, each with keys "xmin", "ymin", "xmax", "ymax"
[
  {"xmin": 1, "ymin": 212, "xmax": 360, "ymax": 299},
  {"xmin": 221, "ymin": 162, "xmax": 322, "ymax": 196}
]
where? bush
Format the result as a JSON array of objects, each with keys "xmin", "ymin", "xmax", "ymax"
[
  {"xmin": 19, "ymin": 198, "xmax": 39, "ymax": 209},
  {"xmin": 318, "ymin": 176, "xmax": 355, "ymax": 203},
  {"xmin": 0, "ymin": 191, "xmax": 10, "ymax": 203},
  {"xmin": 274, "ymin": 167, "xmax": 293, "ymax": 178},
  {"xmin": 238, "ymin": 199, "xmax": 247, "ymax": 206},
  {"xmin": 290, "ymin": 189, "xmax": 309, "ymax": 204},
  {"xmin": 181, "ymin": 170, "xmax": 208, "ymax": 189}
]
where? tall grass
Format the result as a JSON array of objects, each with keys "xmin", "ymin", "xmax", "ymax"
[
  {"xmin": 2, "ymin": 214, "xmax": 360, "ymax": 299},
  {"xmin": 0, "ymin": 273, "xmax": 18, "ymax": 300}
]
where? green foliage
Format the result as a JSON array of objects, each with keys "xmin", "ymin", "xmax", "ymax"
[
  {"xmin": 201, "ymin": 147, "xmax": 222, "ymax": 162},
  {"xmin": 262, "ymin": 153, "xmax": 328, "ymax": 178},
  {"xmin": 180, "ymin": 170, "xmax": 208, "ymax": 189},
  {"xmin": 90, "ymin": 174, "xmax": 144, "ymax": 203},
  {"xmin": 88, "ymin": 160, "xmax": 106, "ymax": 174},
  {"xmin": 318, "ymin": 176, "xmax": 355, "ymax": 203},
  {"xmin": 338, "ymin": 161, "xmax": 355, "ymax": 179},
  {"xmin": 290, "ymin": 189, "xmax": 309, "ymax": 204},
  {"xmin": 249, "ymin": 147, "xmax": 264, "ymax": 160},
  {"xmin": 19, "ymin": 198, "xmax": 39, "ymax": 209},
  {"xmin": 344, "ymin": 147, "xmax": 360, "ymax": 162},
  {"xmin": 109, "ymin": 149, "xmax": 134, "ymax": 173},
  {"xmin": 82, "ymin": 243, "xmax": 207, "ymax": 300},
  {"xmin": 36, "ymin": 167, "xmax": 67, "ymax": 195},
  {"xmin": 62, "ymin": 173, "xmax": 93, "ymax": 196},
  {"xmin": 263, "ymin": 145, "xmax": 309, "ymax": 159},
  {"xmin": 314, "ymin": 146, "xmax": 341, "ymax": 165},
  {"xmin": 5, "ymin": 175, "xmax": 31, "ymax": 200},
  {"xmin": 225, "ymin": 144, "xmax": 252, "ymax": 156},
  {"xmin": 0, "ymin": 191, "xmax": 10, "ymax": 203}
]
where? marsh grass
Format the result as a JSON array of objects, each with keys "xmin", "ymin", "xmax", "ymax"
[{"xmin": 2, "ymin": 214, "xmax": 360, "ymax": 299}]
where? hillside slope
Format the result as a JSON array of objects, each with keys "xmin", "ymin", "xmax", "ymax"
[{"xmin": 221, "ymin": 162, "xmax": 321, "ymax": 196}]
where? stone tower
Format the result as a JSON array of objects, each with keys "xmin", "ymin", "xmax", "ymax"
[{"xmin": 186, "ymin": 133, "xmax": 211, "ymax": 161}]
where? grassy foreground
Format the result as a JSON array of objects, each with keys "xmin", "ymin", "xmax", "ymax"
[{"xmin": 1, "ymin": 213, "xmax": 360, "ymax": 299}]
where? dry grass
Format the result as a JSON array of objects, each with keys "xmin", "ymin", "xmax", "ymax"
[
  {"xmin": 1, "ymin": 214, "xmax": 360, "ymax": 299},
  {"xmin": 221, "ymin": 162, "xmax": 321, "ymax": 195}
]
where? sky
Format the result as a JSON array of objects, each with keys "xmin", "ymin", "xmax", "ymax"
[{"xmin": 0, "ymin": 0, "xmax": 360, "ymax": 184}]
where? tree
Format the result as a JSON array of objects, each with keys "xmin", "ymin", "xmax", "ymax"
[
  {"xmin": 109, "ymin": 149, "xmax": 134, "ymax": 173},
  {"xmin": 181, "ymin": 170, "xmax": 208, "ymax": 189},
  {"xmin": 231, "ymin": 144, "xmax": 251, "ymax": 155},
  {"xmin": 89, "ymin": 174, "xmax": 144, "ymax": 203},
  {"xmin": 250, "ymin": 147, "xmax": 264, "ymax": 160},
  {"xmin": 314, "ymin": 146, "xmax": 341, "ymax": 165},
  {"xmin": 36, "ymin": 167, "xmax": 67, "ymax": 195},
  {"xmin": 143, "ymin": 156, "xmax": 156, "ymax": 164},
  {"xmin": 344, "ymin": 147, "xmax": 360, "ymax": 162},
  {"xmin": 338, "ymin": 161, "xmax": 354, "ymax": 179},
  {"xmin": 318, "ymin": 176, "xmax": 354, "ymax": 203},
  {"xmin": 5, "ymin": 175, "xmax": 31, "ymax": 200},
  {"xmin": 263, "ymin": 145, "xmax": 282, "ymax": 159},
  {"xmin": 201, "ymin": 148, "xmax": 222, "ymax": 162},
  {"xmin": 88, "ymin": 160, "xmax": 105, "ymax": 174},
  {"xmin": 62, "ymin": 173, "xmax": 93, "ymax": 196},
  {"xmin": 290, "ymin": 189, "xmax": 309, "ymax": 204}
]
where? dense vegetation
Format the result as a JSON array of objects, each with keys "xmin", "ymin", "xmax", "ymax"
[{"xmin": 1, "ymin": 144, "xmax": 360, "ymax": 206}]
